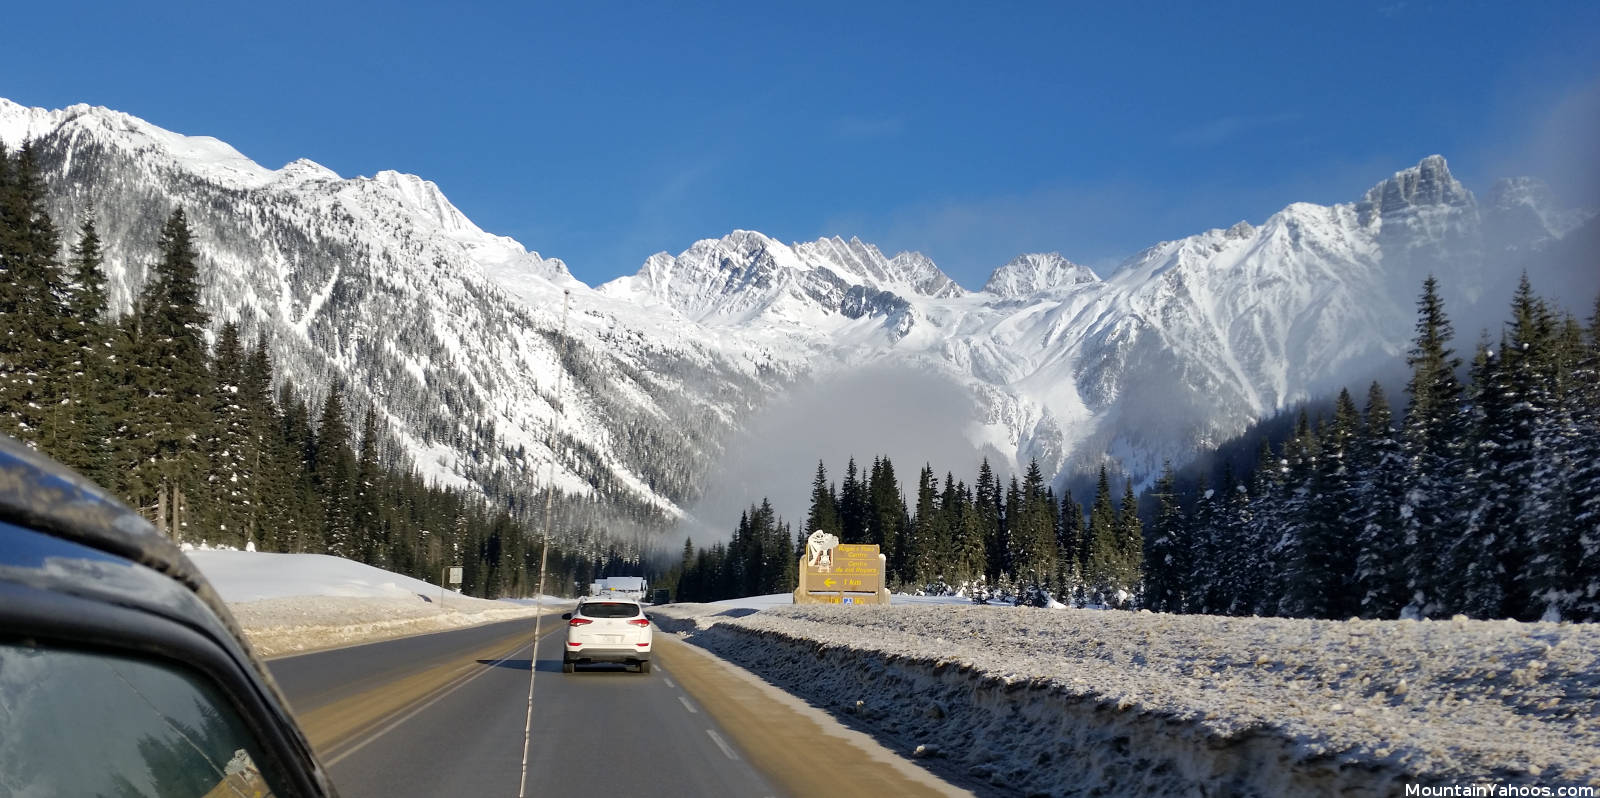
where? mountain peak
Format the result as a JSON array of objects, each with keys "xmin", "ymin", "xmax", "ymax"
[
  {"xmin": 794, "ymin": 236, "xmax": 964, "ymax": 298},
  {"xmin": 984, "ymin": 253, "xmax": 1099, "ymax": 297},
  {"xmin": 1358, "ymin": 154, "xmax": 1474, "ymax": 227},
  {"xmin": 370, "ymin": 170, "xmax": 476, "ymax": 234},
  {"xmin": 277, "ymin": 158, "xmax": 339, "ymax": 183},
  {"xmin": 1486, "ymin": 176, "xmax": 1596, "ymax": 245}
]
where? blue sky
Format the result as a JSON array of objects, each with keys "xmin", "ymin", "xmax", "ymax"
[{"xmin": 2, "ymin": 1, "xmax": 1597, "ymax": 289}]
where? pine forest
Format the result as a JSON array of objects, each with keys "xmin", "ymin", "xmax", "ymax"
[
  {"xmin": 679, "ymin": 277, "xmax": 1600, "ymax": 624},
  {"xmin": 0, "ymin": 141, "xmax": 637, "ymax": 599}
]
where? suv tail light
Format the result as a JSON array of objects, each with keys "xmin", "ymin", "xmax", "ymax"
[
  {"xmin": 628, "ymin": 618, "xmax": 650, "ymax": 627},
  {"xmin": 568, "ymin": 617, "xmax": 592, "ymax": 626}
]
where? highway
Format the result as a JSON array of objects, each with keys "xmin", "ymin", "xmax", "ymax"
[{"xmin": 267, "ymin": 615, "xmax": 968, "ymax": 798}]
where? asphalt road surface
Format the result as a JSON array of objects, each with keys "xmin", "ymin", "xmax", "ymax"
[{"xmin": 268, "ymin": 615, "xmax": 968, "ymax": 798}]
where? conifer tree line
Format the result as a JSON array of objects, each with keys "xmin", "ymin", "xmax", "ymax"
[
  {"xmin": 0, "ymin": 141, "xmax": 611, "ymax": 599},
  {"xmin": 673, "ymin": 456, "xmax": 1146, "ymax": 606},
  {"xmin": 672, "ymin": 499, "xmax": 800, "ymax": 602},
  {"xmin": 1142, "ymin": 275, "xmax": 1600, "ymax": 622}
]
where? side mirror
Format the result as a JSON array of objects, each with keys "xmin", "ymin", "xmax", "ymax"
[{"xmin": 561, "ymin": 613, "xmax": 572, "ymax": 620}]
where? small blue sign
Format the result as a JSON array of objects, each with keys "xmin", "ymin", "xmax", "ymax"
[{"xmin": 842, "ymin": 596, "xmax": 855, "ymax": 605}]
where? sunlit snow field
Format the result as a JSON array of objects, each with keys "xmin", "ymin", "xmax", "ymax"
[{"xmin": 187, "ymin": 549, "xmax": 566, "ymax": 657}]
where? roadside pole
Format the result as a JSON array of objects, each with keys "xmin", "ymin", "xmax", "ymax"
[{"xmin": 521, "ymin": 289, "xmax": 570, "ymax": 798}]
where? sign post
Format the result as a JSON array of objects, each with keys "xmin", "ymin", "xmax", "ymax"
[
  {"xmin": 793, "ymin": 532, "xmax": 891, "ymax": 605},
  {"xmin": 442, "ymin": 565, "xmax": 463, "ymax": 608}
]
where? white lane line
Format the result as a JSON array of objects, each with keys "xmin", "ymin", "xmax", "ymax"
[
  {"xmin": 705, "ymin": 729, "xmax": 740, "ymax": 761},
  {"xmin": 662, "ymin": 676, "xmax": 676, "ymax": 688},
  {"xmin": 325, "ymin": 639, "xmax": 534, "ymax": 768},
  {"xmin": 678, "ymin": 695, "xmax": 698, "ymax": 714}
]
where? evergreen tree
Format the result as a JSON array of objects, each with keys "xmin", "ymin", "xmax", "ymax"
[
  {"xmin": 239, "ymin": 336, "xmax": 279, "ymax": 549},
  {"xmin": 949, "ymin": 482, "xmax": 986, "ymax": 593},
  {"xmin": 838, "ymin": 457, "xmax": 868, "ymax": 544},
  {"xmin": 57, "ymin": 214, "xmax": 116, "ymax": 484},
  {"xmin": 1013, "ymin": 460, "xmax": 1056, "ymax": 605},
  {"xmin": 206, "ymin": 321, "xmax": 249, "ymax": 546},
  {"xmin": 1142, "ymin": 462, "xmax": 1186, "ymax": 612},
  {"xmin": 805, "ymin": 460, "xmax": 841, "ymax": 538},
  {"xmin": 1570, "ymin": 294, "xmax": 1600, "ymax": 621},
  {"xmin": 1504, "ymin": 277, "xmax": 1578, "ymax": 620},
  {"xmin": 1116, "ymin": 478, "xmax": 1143, "ymax": 607},
  {"xmin": 1187, "ymin": 473, "xmax": 1221, "ymax": 614},
  {"xmin": 1084, "ymin": 466, "xmax": 1119, "ymax": 605},
  {"xmin": 908, "ymin": 464, "xmax": 942, "ymax": 588},
  {"xmin": 1271, "ymin": 411, "xmax": 1319, "ymax": 617},
  {"xmin": 0, "ymin": 141, "xmax": 68, "ymax": 450},
  {"xmin": 1400, "ymin": 276, "xmax": 1466, "ymax": 617},
  {"xmin": 1056, "ymin": 491, "xmax": 1084, "ymax": 604},
  {"xmin": 1002, "ymin": 475, "xmax": 1021, "ymax": 585},
  {"xmin": 867, "ymin": 457, "xmax": 908, "ymax": 581},
  {"xmin": 129, "ymin": 209, "xmax": 213, "ymax": 539},
  {"xmin": 314, "ymin": 384, "xmax": 356, "ymax": 557},
  {"xmin": 1458, "ymin": 337, "xmax": 1516, "ymax": 618},
  {"xmin": 1351, "ymin": 382, "xmax": 1409, "ymax": 618},
  {"xmin": 354, "ymin": 406, "xmax": 387, "ymax": 566},
  {"xmin": 975, "ymin": 458, "xmax": 1003, "ymax": 584},
  {"xmin": 1293, "ymin": 391, "xmax": 1362, "ymax": 618},
  {"xmin": 1238, "ymin": 439, "xmax": 1282, "ymax": 616}
]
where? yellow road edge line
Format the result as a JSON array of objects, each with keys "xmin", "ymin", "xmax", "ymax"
[
  {"xmin": 296, "ymin": 624, "xmax": 561, "ymax": 762},
  {"xmin": 654, "ymin": 634, "xmax": 975, "ymax": 798}
]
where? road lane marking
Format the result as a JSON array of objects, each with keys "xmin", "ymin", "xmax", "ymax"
[
  {"xmin": 678, "ymin": 695, "xmax": 698, "ymax": 714},
  {"xmin": 663, "ymin": 676, "xmax": 676, "ymax": 688},
  {"xmin": 298, "ymin": 622, "xmax": 566, "ymax": 767},
  {"xmin": 706, "ymin": 729, "xmax": 740, "ymax": 761},
  {"xmin": 654, "ymin": 635, "xmax": 972, "ymax": 797},
  {"xmin": 324, "ymin": 639, "xmax": 535, "ymax": 767}
]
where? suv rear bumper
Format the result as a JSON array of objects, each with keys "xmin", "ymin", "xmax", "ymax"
[{"xmin": 564, "ymin": 647, "xmax": 651, "ymax": 665}]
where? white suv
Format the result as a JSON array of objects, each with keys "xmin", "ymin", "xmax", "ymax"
[{"xmin": 562, "ymin": 597, "xmax": 653, "ymax": 673}]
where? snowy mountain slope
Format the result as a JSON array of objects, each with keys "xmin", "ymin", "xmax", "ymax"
[
  {"xmin": 4, "ymin": 96, "xmax": 1589, "ymax": 525},
  {"xmin": 599, "ymin": 153, "xmax": 1587, "ymax": 483},
  {"xmin": 0, "ymin": 98, "xmax": 788, "ymax": 523},
  {"xmin": 982, "ymin": 252, "xmax": 1099, "ymax": 297}
]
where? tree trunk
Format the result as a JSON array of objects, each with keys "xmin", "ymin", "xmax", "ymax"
[{"xmin": 155, "ymin": 484, "xmax": 169, "ymax": 538}]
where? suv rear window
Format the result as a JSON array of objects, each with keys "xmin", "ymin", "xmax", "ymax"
[{"xmin": 578, "ymin": 602, "xmax": 640, "ymax": 619}]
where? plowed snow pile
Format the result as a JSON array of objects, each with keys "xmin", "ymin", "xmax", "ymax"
[
  {"xmin": 650, "ymin": 602, "xmax": 1600, "ymax": 797},
  {"xmin": 188, "ymin": 550, "xmax": 551, "ymax": 656}
]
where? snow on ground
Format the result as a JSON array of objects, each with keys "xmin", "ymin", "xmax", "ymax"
[
  {"xmin": 187, "ymin": 551, "xmax": 566, "ymax": 657},
  {"xmin": 650, "ymin": 599, "xmax": 1600, "ymax": 797}
]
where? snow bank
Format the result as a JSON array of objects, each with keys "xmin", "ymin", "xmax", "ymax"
[
  {"xmin": 190, "ymin": 551, "xmax": 455, "ymax": 603},
  {"xmin": 649, "ymin": 603, "xmax": 1600, "ymax": 796},
  {"xmin": 188, "ymin": 551, "xmax": 562, "ymax": 657}
]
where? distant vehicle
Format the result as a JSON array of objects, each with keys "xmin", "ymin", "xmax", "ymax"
[
  {"xmin": 649, "ymin": 588, "xmax": 671, "ymax": 605},
  {"xmin": 0, "ymin": 435, "xmax": 337, "ymax": 797},
  {"xmin": 588, "ymin": 575, "xmax": 647, "ymax": 599},
  {"xmin": 562, "ymin": 596, "xmax": 653, "ymax": 673}
]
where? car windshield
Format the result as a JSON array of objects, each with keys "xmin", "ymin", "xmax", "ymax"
[
  {"xmin": 0, "ymin": 642, "xmax": 284, "ymax": 798},
  {"xmin": 578, "ymin": 603, "xmax": 640, "ymax": 619}
]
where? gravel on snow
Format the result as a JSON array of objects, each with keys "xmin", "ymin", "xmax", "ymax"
[{"xmin": 649, "ymin": 602, "xmax": 1600, "ymax": 797}]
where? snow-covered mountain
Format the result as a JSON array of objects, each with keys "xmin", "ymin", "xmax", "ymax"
[
  {"xmin": 4, "ymin": 97, "xmax": 1592, "ymax": 528},
  {"xmin": 983, "ymin": 253, "xmax": 1100, "ymax": 297}
]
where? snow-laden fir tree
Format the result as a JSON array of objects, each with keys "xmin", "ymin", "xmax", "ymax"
[
  {"xmin": 1351, "ymin": 382, "xmax": 1408, "ymax": 618},
  {"xmin": 1400, "ymin": 276, "xmax": 1467, "ymax": 618},
  {"xmin": 1141, "ymin": 462, "xmax": 1186, "ymax": 612},
  {"xmin": 314, "ymin": 383, "xmax": 356, "ymax": 558}
]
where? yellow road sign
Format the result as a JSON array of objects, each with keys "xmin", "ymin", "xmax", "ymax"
[{"xmin": 803, "ymin": 572, "xmax": 877, "ymax": 591}]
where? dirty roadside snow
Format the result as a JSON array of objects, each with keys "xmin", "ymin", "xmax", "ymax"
[
  {"xmin": 650, "ymin": 602, "xmax": 1600, "ymax": 797},
  {"xmin": 188, "ymin": 550, "xmax": 561, "ymax": 657}
]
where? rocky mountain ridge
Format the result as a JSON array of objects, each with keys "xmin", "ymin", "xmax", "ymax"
[{"xmin": 3, "ymin": 97, "xmax": 1591, "ymax": 534}]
